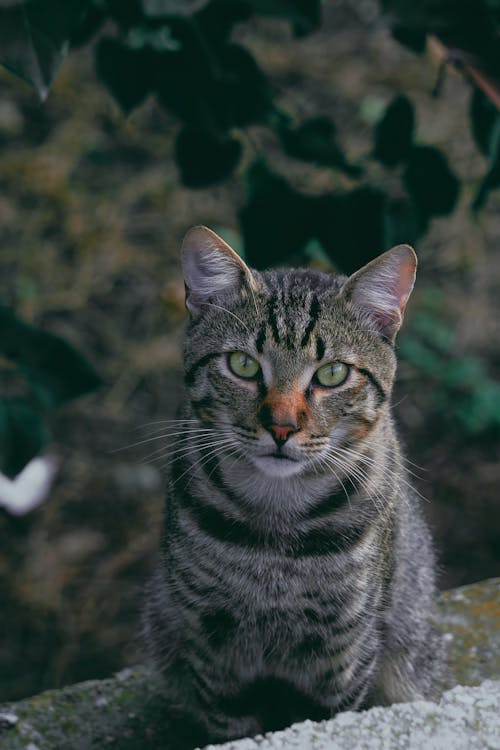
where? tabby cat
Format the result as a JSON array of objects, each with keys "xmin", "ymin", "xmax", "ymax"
[{"xmin": 142, "ymin": 226, "xmax": 445, "ymax": 746}]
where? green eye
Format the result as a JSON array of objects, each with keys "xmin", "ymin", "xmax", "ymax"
[
  {"xmin": 228, "ymin": 351, "xmax": 260, "ymax": 379},
  {"xmin": 315, "ymin": 361, "xmax": 349, "ymax": 387}
]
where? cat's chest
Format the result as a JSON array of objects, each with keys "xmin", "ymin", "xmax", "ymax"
[{"xmin": 190, "ymin": 535, "xmax": 376, "ymax": 613}]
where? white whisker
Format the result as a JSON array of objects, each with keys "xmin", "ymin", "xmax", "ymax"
[{"xmin": 203, "ymin": 302, "xmax": 251, "ymax": 334}]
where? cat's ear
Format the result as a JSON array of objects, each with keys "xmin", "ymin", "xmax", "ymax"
[
  {"xmin": 181, "ymin": 226, "xmax": 255, "ymax": 316},
  {"xmin": 342, "ymin": 244, "xmax": 417, "ymax": 340}
]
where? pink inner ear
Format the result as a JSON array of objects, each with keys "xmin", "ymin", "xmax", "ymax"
[
  {"xmin": 393, "ymin": 254, "xmax": 417, "ymax": 313},
  {"xmin": 345, "ymin": 245, "xmax": 416, "ymax": 339},
  {"xmin": 372, "ymin": 307, "xmax": 402, "ymax": 332}
]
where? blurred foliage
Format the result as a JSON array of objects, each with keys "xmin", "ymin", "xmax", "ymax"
[
  {"xmin": 1, "ymin": 0, "xmax": 500, "ymax": 472},
  {"xmin": 400, "ymin": 291, "xmax": 500, "ymax": 435},
  {"xmin": 0, "ymin": 306, "xmax": 102, "ymax": 477}
]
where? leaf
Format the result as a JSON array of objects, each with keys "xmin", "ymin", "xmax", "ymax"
[
  {"xmin": 156, "ymin": 42, "xmax": 273, "ymax": 130},
  {"xmin": 106, "ymin": 0, "xmax": 143, "ymax": 29},
  {"xmin": 383, "ymin": 196, "xmax": 420, "ymax": 248},
  {"xmin": 403, "ymin": 145, "xmax": 460, "ymax": 225},
  {"xmin": 249, "ymin": 0, "xmax": 321, "ymax": 37},
  {"xmin": 0, "ymin": 398, "xmax": 49, "ymax": 477},
  {"xmin": 219, "ymin": 44, "xmax": 273, "ymax": 127},
  {"xmin": 390, "ymin": 25, "xmax": 427, "ymax": 53},
  {"xmin": 472, "ymin": 117, "xmax": 500, "ymax": 212},
  {"xmin": 196, "ymin": 0, "xmax": 253, "ymax": 43},
  {"xmin": 381, "ymin": 0, "xmax": 498, "ymax": 63},
  {"xmin": 241, "ymin": 164, "xmax": 388, "ymax": 273},
  {"xmin": 279, "ymin": 116, "xmax": 362, "ymax": 176},
  {"xmin": 142, "ymin": 0, "xmax": 210, "ymax": 16},
  {"xmin": 70, "ymin": 0, "xmax": 108, "ymax": 48},
  {"xmin": 175, "ymin": 127, "xmax": 242, "ymax": 187},
  {"xmin": 0, "ymin": 0, "xmax": 90, "ymax": 99},
  {"xmin": 0, "ymin": 305, "xmax": 102, "ymax": 410},
  {"xmin": 373, "ymin": 94, "xmax": 415, "ymax": 167},
  {"xmin": 470, "ymin": 88, "xmax": 499, "ymax": 157},
  {"xmin": 95, "ymin": 37, "xmax": 152, "ymax": 113},
  {"xmin": 240, "ymin": 161, "xmax": 315, "ymax": 268},
  {"xmin": 313, "ymin": 187, "xmax": 387, "ymax": 274}
]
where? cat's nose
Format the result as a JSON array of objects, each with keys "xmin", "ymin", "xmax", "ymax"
[{"xmin": 268, "ymin": 422, "xmax": 298, "ymax": 447}]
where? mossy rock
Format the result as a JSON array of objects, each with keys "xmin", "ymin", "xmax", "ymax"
[{"xmin": 0, "ymin": 578, "xmax": 499, "ymax": 750}]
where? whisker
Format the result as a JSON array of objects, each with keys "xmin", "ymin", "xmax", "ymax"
[
  {"xmin": 140, "ymin": 431, "xmax": 222, "ymax": 463},
  {"xmin": 202, "ymin": 302, "xmax": 251, "ymax": 334},
  {"xmin": 170, "ymin": 440, "xmax": 238, "ymax": 486},
  {"xmin": 331, "ymin": 445, "xmax": 427, "ymax": 505},
  {"xmin": 135, "ymin": 419, "xmax": 200, "ymax": 430},
  {"xmin": 315, "ymin": 453, "xmax": 352, "ymax": 509},
  {"xmin": 113, "ymin": 428, "xmax": 217, "ymax": 453}
]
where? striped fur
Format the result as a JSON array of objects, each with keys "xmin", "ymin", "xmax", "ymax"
[{"xmin": 142, "ymin": 228, "xmax": 446, "ymax": 746}]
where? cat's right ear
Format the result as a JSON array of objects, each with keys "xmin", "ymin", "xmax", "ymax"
[{"xmin": 181, "ymin": 226, "xmax": 255, "ymax": 316}]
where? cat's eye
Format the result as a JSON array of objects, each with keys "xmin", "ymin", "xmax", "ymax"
[
  {"xmin": 315, "ymin": 361, "xmax": 349, "ymax": 387},
  {"xmin": 228, "ymin": 351, "xmax": 260, "ymax": 379}
]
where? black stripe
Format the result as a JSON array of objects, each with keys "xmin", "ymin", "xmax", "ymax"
[
  {"xmin": 305, "ymin": 483, "xmax": 359, "ymax": 521},
  {"xmin": 268, "ymin": 297, "xmax": 280, "ymax": 344},
  {"xmin": 200, "ymin": 609, "xmax": 238, "ymax": 650},
  {"xmin": 358, "ymin": 367, "xmax": 386, "ymax": 405},
  {"xmin": 173, "ymin": 459, "xmax": 267, "ymax": 548},
  {"xmin": 316, "ymin": 335, "xmax": 325, "ymax": 360},
  {"xmin": 185, "ymin": 352, "xmax": 219, "ymax": 386},
  {"xmin": 255, "ymin": 322, "xmax": 267, "ymax": 353},
  {"xmin": 291, "ymin": 633, "xmax": 325, "ymax": 658},
  {"xmin": 301, "ymin": 296, "xmax": 321, "ymax": 347},
  {"xmin": 291, "ymin": 518, "xmax": 370, "ymax": 557}
]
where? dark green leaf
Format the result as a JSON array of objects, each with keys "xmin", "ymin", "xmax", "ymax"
[
  {"xmin": 156, "ymin": 42, "xmax": 272, "ymax": 130},
  {"xmin": 106, "ymin": 0, "xmax": 143, "ymax": 29},
  {"xmin": 470, "ymin": 88, "xmax": 500, "ymax": 157},
  {"xmin": 381, "ymin": 0, "xmax": 499, "ymax": 65},
  {"xmin": 70, "ymin": 0, "xmax": 107, "ymax": 48},
  {"xmin": 0, "ymin": 305, "xmax": 102, "ymax": 410},
  {"xmin": 383, "ymin": 196, "xmax": 421, "ymax": 248},
  {"xmin": 250, "ymin": 0, "xmax": 321, "ymax": 36},
  {"xmin": 313, "ymin": 187, "xmax": 387, "ymax": 274},
  {"xmin": 0, "ymin": 398, "xmax": 49, "ymax": 477},
  {"xmin": 196, "ymin": 0, "xmax": 253, "ymax": 43},
  {"xmin": 279, "ymin": 116, "xmax": 361, "ymax": 176},
  {"xmin": 472, "ymin": 118, "xmax": 500, "ymax": 212},
  {"xmin": 143, "ymin": 0, "xmax": 210, "ymax": 16},
  {"xmin": 390, "ymin": 25, "xmax": 426, "ymax": 53},
  {"xmin": 373, "ymin": 94, "xmax": 415, "ymax": 167},
  {"xmin": 175, "ymin": 128, "xmax": 242, "ymax": 187},
  {"xmin": 240, "ymin": 162, "xmax": 315, "ymax": 268},
  {"xmin": 95, "ymin": 37, "xmax": 152, "ymax": 113},
  {"xmin": 0, "ymin": 0, "xmax": 90, "ymax": 99},
  {"xmin": 403, "ymin": 145, "xmax": 460, "ymax": 224}
]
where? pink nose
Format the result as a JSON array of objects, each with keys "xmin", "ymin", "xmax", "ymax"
[{"xmin": 268, "ymin": 423, "xmax": 297, "ymax": 446}]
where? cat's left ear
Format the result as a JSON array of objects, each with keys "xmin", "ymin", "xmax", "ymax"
[
  {"xmin": 342, "ymin": 244, "xmax": 417, "ymax": 341},
  {"xmin": 181, "ymin": 226, "xmax": 256, "ymax": 316}
]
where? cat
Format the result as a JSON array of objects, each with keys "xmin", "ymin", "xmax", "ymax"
[{"xmin": 141, "ymin": 226, "xmax": 446, "ymax": 747}]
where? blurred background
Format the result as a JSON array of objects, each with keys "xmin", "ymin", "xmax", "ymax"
[{"xmin": 0, "ymin": 0, "xmax": 499, "ymax": 704}]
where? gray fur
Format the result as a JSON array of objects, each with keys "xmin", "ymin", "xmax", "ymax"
[{"xmin": 141, "ymin": 228, "xmax": 446, "ymax": 746}]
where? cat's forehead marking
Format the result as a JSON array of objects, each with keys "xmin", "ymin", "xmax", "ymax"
[
  {"xmin": 259, "ymin": 351, "xmax": 317, "ymax": 391},
  {"xmin": 256, "ymin": 280, "xmax": 328, "ymax": 358}
]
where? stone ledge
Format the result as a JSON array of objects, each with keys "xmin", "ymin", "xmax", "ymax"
[
  {"xmin": 206, "ymin": 680, "xmax": 500, "ymax": 750},
  {"xmin": 0, "ymin": 578, "xmax": 498, "ymax": 750}
]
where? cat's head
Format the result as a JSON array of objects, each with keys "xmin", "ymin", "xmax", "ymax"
[{"xmin": 181, "ymin": 226, "xmax": 416, "ymax": 479}]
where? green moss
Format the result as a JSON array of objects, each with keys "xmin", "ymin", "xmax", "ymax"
[{"xmin": 1, "ymin": 579, "xmax": 499, "ymax": 750}]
